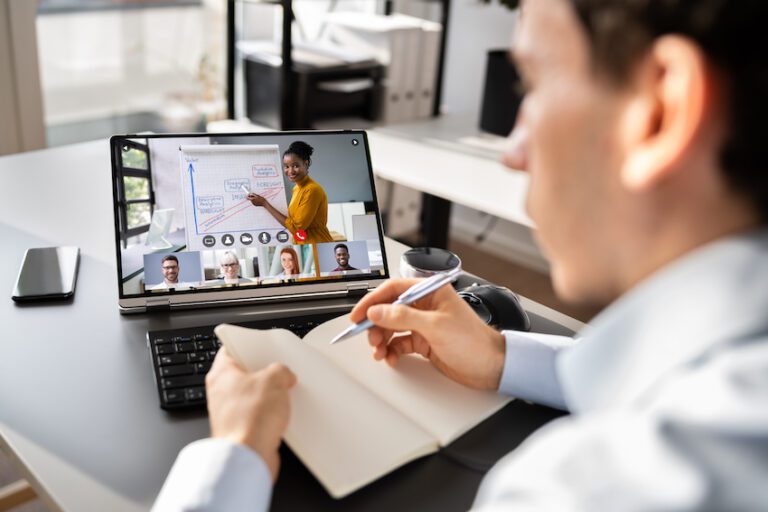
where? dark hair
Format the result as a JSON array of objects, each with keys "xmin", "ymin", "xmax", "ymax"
[
  {"xmin": 161, "ymin": 255, "xmax": 178, "ymax": 265},
  {"xmin": 569, "ymin": 0, "xmax": 768, "ymax": 221},
  {"xmin": 334, "ymin": 244, "xmax": 349, "ymax": 253},
  {"xmin": 283, "ymin": 141, "xmax": 314, "ymax": 165}
]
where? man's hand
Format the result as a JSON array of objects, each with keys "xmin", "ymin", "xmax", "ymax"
[
  {"xmin": 349, "ymin": 279, "xmax": 506, "ymax": 390},
  {"xmin": 205, "ymin": 349, "xmax": 296, "ymax": 481},
  {"xmin": 247, "ymin": 193, "xmax": 267, "ymax": 207}
]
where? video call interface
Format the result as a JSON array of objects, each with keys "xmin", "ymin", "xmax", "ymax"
[{"xmin": 112, "ymin": 132, "xmax": 386, "ymax": 298}]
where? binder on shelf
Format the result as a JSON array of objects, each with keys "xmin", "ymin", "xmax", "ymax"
[
  {"xmin": 384, "ymin": 23, "xmax": 410, "ymax": 124},
  {"xmin": 390, "ymin": 15, "xmax": 422, "ymax": 122},
  {"xmin": 384, "ymin": 14, "xmax": 443, "ymax": 120},
  {"xmin": 387, "ymin": 14, "xmax": 443, "ymax": 120},
  {"xmin": 415, "ymin": 19, "xmax": 442, "ymax": 118}
]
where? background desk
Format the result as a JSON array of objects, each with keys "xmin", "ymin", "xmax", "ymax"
[
  {"xmin": 210, "ymin": 114, "xmax": 531, "ymax": 249},
  {"xmin": 368, "ymin": 114, "xmax": 531, "ymax": 248},
  {"xmin": 0, "ymin": 140, "xmax": 581, "ymax": 511}
]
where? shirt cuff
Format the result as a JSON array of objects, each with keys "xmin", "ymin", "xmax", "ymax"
[
  {"xmin": 498, "ymin": 331, "xmax": 573, "ymax": 411},
  {"xmin": 153, "ymin": 438, "xmax": 273, "ymax": 512}
]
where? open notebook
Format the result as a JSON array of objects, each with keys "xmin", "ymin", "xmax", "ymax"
[{"xmin": 215, "ymin": 315, "xmax": 511, "ymax": 498}]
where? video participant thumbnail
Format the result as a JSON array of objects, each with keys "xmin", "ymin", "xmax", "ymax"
[
  {"xmin": 204, "ymin": 250, "xmax": 258, "ymax": 286},
  {"xmin": 256, "ymin": 244, "xmax": 318, "ymax": 283},
  {"xmin": 143, "ymin": 252, "xmax": 203, "ymax": 292},
  {"xmin": 317, "ymin": 241, "xmax": 370, "ymax": 277}
]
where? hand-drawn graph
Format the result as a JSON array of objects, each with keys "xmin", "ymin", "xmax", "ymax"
[{"xmin": 179, "ymin": 145, "xmax": 289, "ymax": 251}]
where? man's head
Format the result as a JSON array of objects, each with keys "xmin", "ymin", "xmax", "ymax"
[
  {"xmin": 219, "ymin": 252, "xmax": 240, "ymax": 280},
  {"xmin": 334, "ymin": 244, "xmax": 350, "ymax": 268},
  {"xmin": 161, "ymin": 255, "xmax": 179, "ymax": 284},
  {"xmin": 506, "ymin": 0, "xmax": 765, "ymax": 307}
]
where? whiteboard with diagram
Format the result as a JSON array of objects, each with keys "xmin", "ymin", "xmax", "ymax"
[{"xmin": 179, "ymin": 145, "xmax": 289, "ymax": 251}]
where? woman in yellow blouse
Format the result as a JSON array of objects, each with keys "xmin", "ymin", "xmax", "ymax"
[{"xmin": 247, "ymin": 141, "xmax": 333, "ymax": 244}]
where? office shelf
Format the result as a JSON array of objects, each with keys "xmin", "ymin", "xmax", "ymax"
[{"xmin": 225, "ymin": 0, "xmax": 450, "ymax": 129}]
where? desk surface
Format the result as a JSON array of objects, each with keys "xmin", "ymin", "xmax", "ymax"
[{"xmin": 0, "ymin": 140, "xmax": 580, "ymax": 512}]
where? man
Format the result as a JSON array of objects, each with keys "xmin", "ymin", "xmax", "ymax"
[
  {"xmin": 154, "ymin": 0, "xmax": 768, "ymax": 509},
  {"xmin": 332, "ymin": 243, "xmax": 358, "ymax": 272},
  {"xmin": 147, "ymin": 255, "xmax": 191, "ymax": 291}
]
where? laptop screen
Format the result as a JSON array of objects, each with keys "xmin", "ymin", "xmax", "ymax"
[{"xmin": 110, "ymin": 131, "xmax": 388, "ymax": 301}]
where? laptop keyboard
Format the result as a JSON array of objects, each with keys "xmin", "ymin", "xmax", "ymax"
[{"xmin": 147, "ymin": 312, "xmax": 342, "ymax": 410}]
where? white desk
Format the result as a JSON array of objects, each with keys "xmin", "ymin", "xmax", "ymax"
[
  {"xmin": 0, "ymin": 140, "xmax": 580, "ymax": 512},
  {"xmin": 368, "ymin": 116, "xmax": 532, "ymax": 229},
  {"xmin": 370, "ymin": 115, "xmax": 531, "ymax": 247}
]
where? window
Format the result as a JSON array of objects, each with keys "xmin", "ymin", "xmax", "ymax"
[
  {"xmin": 38, "ymin": 1, "xmax": 201, "ymax": 15},
  {"xmin": 37, "ymin": 0, "xmax": 224, "ymax": 147},
  {"xmin": 115, "ymin": 140, "xmax": 155, "ymax": 245}
]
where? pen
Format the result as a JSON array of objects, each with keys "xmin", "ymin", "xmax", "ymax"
[
  {"xmin": 330, "ymin": 266, "xmax": 462, "ymax": 344},
  {"xmin": 241, "ymin": 185, "xmax": 250, "ymax": 195}
]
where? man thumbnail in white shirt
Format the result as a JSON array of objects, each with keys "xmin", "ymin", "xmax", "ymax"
[{"xmin": 147, "ymin": 254, "xmax": 192, "ymax": 291}]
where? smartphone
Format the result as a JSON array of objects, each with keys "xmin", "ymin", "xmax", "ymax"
[{"xmin": 12, "ymin": 247, "xmax": 80, "ymax": 302}]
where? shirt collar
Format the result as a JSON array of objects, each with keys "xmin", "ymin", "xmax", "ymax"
[{"xmin": 558, "ymin": 228, "xmax": 768, "ymax": 412}]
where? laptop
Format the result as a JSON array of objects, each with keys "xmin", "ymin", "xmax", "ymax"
[{"xmin": 109, "ymin": 130, "xmax": 390, "ymax": 409}]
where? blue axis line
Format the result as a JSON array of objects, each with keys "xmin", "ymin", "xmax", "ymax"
[{"xmin": 188, "ymin": 163, "xmax": 199, "ymax": 235}]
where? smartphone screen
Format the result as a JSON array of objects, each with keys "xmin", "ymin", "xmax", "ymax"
[{"xmin": 12, "ymin": 247, "xmax": 80, "ymax": 302}]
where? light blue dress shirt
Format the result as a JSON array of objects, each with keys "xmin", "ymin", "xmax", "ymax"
[
  {"xmin": 477, "ymin": 229, "xmax": 768, "ymax": 510},
  {"xmin": 152, "ymin": 438, "xmax": 272, "ymax": 512},
  {"xmin": 155, "ymin": 230, "xmax": 768, "ymax": 511}
]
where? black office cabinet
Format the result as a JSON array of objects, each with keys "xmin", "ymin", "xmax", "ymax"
[
  {"xmin": 244, "ymin": 54, "xmax": 385, "ymax": 130},
  {"xmin": 479, "ymin": 49, "xmax": 523, "ymax": 137}
]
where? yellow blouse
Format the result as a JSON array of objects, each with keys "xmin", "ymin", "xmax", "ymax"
[{"xmin": 285, "ymin": 175, "xmax": 333, "ymax": 244}]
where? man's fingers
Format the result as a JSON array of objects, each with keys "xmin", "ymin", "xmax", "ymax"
[
  {"xmin": 382, "ymin": 335, "xmax": 418, "ymax": 368},
  {"xmin": 388, "ymin": 334, "xmax": 432, "ymax": 359},
  {"xmin": 209, "ymin": 347, "xmax": 242, "ymax": 375},
  {"xmin": 387, "ymin": 335, "xmax": 414, "ymax": 358},
  {"xmin": 372, "ymin": 334, "xmax": 428, "ymax": 367},
  {"xmin": 263, "ymin": 363, "xmax": 297, "ymax": 389},
  {"xmin": 349, "ymin": 279, "xmax": 424, "ymax": 323},
  {"xmin": 367, "ymin": 303, "xmax": 433, "ymax": 333},
  {"xmin": 368, "ymin": 326, "xmax": 394, "ymax": 348},
  {"xmin": 206, "ymin": 348, "xmax": 243, "ymax": 388}
]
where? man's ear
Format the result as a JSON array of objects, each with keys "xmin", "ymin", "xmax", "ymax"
[{"xmin": 620, "ymin": 35, "xmax": 709, "ymax": 191}]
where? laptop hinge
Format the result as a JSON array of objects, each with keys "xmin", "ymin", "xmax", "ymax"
[
  {"xmin": 346, "ymin": 283, "xmax": 369, "ymax": 298},
  {"xmin": 146, "ymin": 297, "xmax": 171, "ymax": 312}
]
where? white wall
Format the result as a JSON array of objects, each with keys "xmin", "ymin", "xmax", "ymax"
[
  {"xmin": 0, "ymin": 1, "xmax": 19, "ymax": 154},
  {"xmin": 441, "ymin": 0, "xmax": 518, "ymax": 115},
  {"xmin": 0, "ymin": 0, "xmax": 45, "ymax": 155}
]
